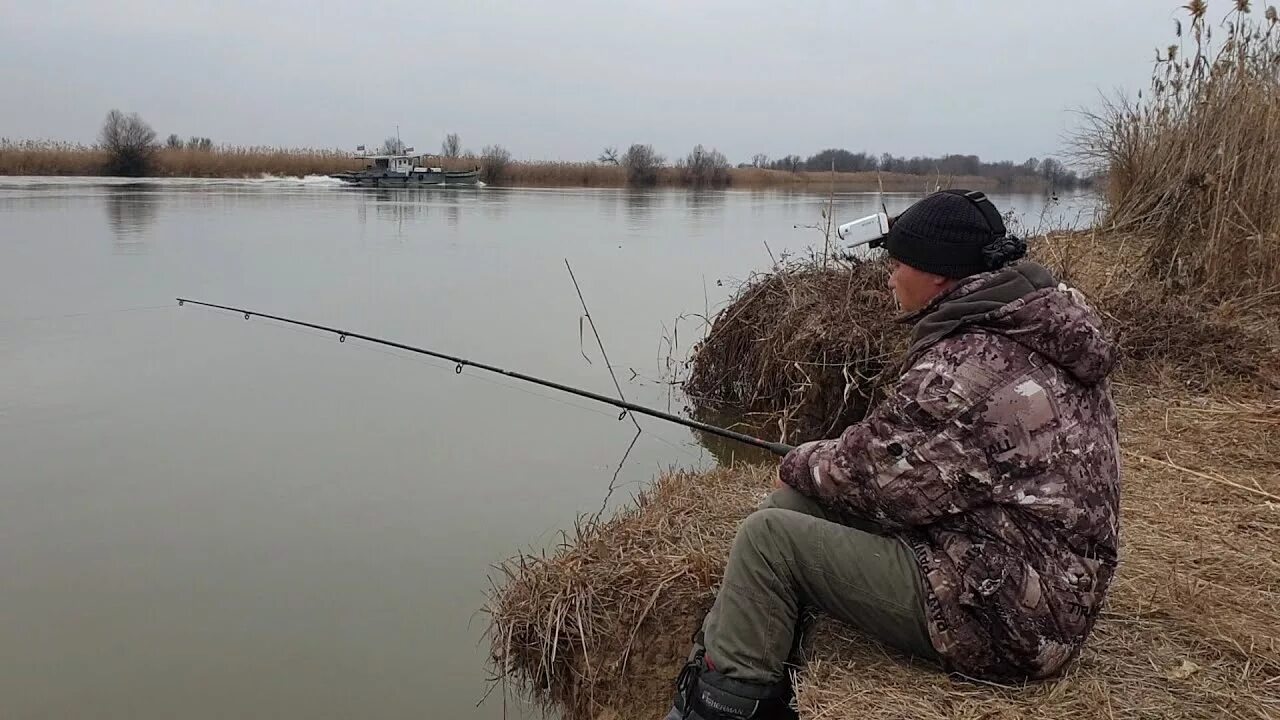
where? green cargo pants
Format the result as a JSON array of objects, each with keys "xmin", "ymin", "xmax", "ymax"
[{"xmin": 699, "ymin": 486, "xmax": 938, "ymax": 684}]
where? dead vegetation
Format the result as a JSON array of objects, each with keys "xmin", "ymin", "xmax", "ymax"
[
  {"xmin": 0, "ymin": 140, "xmax": 364, "ymax": 178},
  {"xmin": 487, "ymin": 221, "xmax": 1279, "ymax": 718},
  {"xmin": 484, "ymin": 4, "xmax": 1280, "ymax": 718},
  {"xmin": 680, "ymin": 226, "xmax": 1276, "ymax": 445},
  {"xmin": 682, "ymin": 257, "xmax": 907, "ymax": 444},
  {"xmin": 1074, "ymin": 0, "xmax": 1280, "ymax": 298},
  {"xmin": 486, "ymin": 466, "xmax": 775, "ymax": 720},
  {"xmin": 793, "ymin": 390, "xmax": 1280, "ymax": 720},
  {"xmin": 485, "ymin": 392, "xmax": 1280, "ymax": 720},
  {"xmin": 1, "ymin": 140, "xmax": 1048, "ymax": 191}
]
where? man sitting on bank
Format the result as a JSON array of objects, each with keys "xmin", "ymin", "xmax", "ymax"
[{"xmin": 665, "ymin": 190, "xmax": 1121, "ymax": 720}]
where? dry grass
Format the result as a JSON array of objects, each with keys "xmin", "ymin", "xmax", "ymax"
[
  {"xmin": 486, "ymin": 465, "xmax": 776, "ymax": 720},
  {"xmin": 485, "ymin": 389, "xmax": 1280, "ymax": 720},
  {"xmin": 151, "ymin": 147, "xmax": 361, "ymax": 177},
  {"xmin": 679, "ymin": 228, "xmax": 1277, "ymax": 446},
  {"xmin": 682, "ymin": 257, "xmax": 908, "ymax": 444},
  {"xmin": 1033, "ymin": 230, "xmax": 1279, "ymax": 392},
  {"xmin": 794, "ymin": 389, "xmax": 1280, "ymax": 720},
  {"xmin": 500, "ymin": 161, "xmax": 629, "ymax": 187},
  {"xmin": 0, "ymin": 140, "xmax": 107, "ymax": 175},
  {"xmin": 484, "ymin": 6, "xmax": 1280, "ymax": 716},
  {"xmin": 0, "ymin": 140, "xmax": 363, "ymax": 177},
  {"xmin": 1074, "ymin": 2, "xmax": 1280, "ymax": 298},
  {"xmin": 1, "ymin": 141, "xmax": 1049, "ymax": 191},
  {"xmin": 485, "ymin": 226, "xmax": 1280, "ymax": 719}
]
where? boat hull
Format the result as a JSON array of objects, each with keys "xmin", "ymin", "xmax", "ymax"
[
  {"xmin": 330, "ymin": 168, "xmax": 481, "ymax": 187},
  {"xmin": 443, "ymin": 170, "xmax": 481, "ymax": 186},
  {"xmin": 330, "ymin": 172, "xmax": 442, "ymax": 187}
]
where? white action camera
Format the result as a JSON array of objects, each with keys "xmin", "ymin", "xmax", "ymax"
[{"xmin": 836, "ymin": 212, "xmax": 891, "ymax": 249}]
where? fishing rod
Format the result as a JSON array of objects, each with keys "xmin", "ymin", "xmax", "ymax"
[{"xmin": 176, "ymin": 298, "xmax": 796, "ymax": 457}]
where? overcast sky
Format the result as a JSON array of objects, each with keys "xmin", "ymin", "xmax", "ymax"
[{"xmin": 2, "ymin": 1, "xmax": 1187, "ymax": 164}]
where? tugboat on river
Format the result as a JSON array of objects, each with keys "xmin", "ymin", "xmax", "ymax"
[{"xmin": 330, "ymin": 146, "xmax": 480, "ymax": 187}]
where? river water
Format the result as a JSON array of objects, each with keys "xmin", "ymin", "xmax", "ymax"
[{"xmin": 0, "ymin": 178, "xmax": 1093, "ymax": 719}]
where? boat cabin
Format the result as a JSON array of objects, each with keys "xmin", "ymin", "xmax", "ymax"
[
  {"xmin": 356, "ymin": 152, "xmax": 444, "ymax": 175},
  {"xmin": 366, "ymin": 154, "xmax": 413, "ymax": 173},
  {"xmin": 332, "ymin": 145, "xmax": 470, "ymax": 184}
]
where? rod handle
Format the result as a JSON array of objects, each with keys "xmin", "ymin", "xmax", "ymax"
[{"xmin": 765, "ymin": 441, "xmax": 796, "ymax": 457}]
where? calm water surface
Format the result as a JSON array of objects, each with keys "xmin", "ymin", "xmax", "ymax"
[{"xmin": 0, "ymin": 178, "xmax": 1093, "ymax": 719}]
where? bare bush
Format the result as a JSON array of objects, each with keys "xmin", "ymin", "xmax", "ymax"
[
  {"xmin": 620, "ymin": 143, "xmax": 664, "ymax": 187},
  {"xmin": 598, "ymin": 146, "xmax": 620, "ymax": 165},
  {"xmin": 441, "ymin": 133, "xmax": 462, "ymax": 158},
  {"xmin": 679, "ymin": 144, "xmax": 731, "ymax": 188},
  {"xmin": 99, "ymin": 109, "xmax": 157, "ymax": 176},
  {"xmin": 165, "ymin": 134, "xmax": 183, "ymax": 150},
  {"xmin": 481, "ymin": 144, "xmax": 512, "ymax": 184}
]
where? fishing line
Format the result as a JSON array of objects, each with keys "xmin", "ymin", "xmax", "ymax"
[
  {"xmin": 0, "ymin": 303, "xmax": 175, "ymax": 327},
  {"xmin": 177, "ymin": 298, "xmax": 794, "ymax": 456},
  {"xmin": 188, "ymin": 302, "xmax": 660, "ymax": 424}
]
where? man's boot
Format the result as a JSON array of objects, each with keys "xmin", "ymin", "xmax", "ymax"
[{"xmin": 662, "ymin": 646, "xmax": 797, "ymax": 720}]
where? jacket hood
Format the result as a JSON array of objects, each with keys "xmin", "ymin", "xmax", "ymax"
[{"xmin": 902, "ymin": 262, "xmax": 1118, "ymax": 385}]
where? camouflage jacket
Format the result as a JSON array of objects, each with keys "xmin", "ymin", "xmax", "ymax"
[{"xmin": 779, "ymin": 262, "xmax": 1121, "ymax": 681}]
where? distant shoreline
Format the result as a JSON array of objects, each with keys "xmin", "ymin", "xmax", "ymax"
[{"xmin": 0, "ymin": 146, "xmax": 1066, "ymax": 193}]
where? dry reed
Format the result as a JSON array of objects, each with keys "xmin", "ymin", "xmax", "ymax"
[
  {"xmin": 151, "ymin": 146, "xmax": 362, "ymax": 177},
  {"xmin": 485, "ymin": 224, "xmax": 1279, "ymax": 718},
  {"xmin": 0, "ymin": 140, "xmax": 362, "ymax": 177},
  {"xmin": 486, "ymin": 465, "xmax": 776, "ymax": 720},
  {"xmin": 0, "ymin": 140, "xmax": 106, "ymax": 175},
  {"xmin": 794, "ymin": 389, "xmax": 1280, "ymax": 719},
  {"xmin": 0, "ymin": 141, "xmax": 1050, "ymax": 191},
  {"xmin": 485, "ymin": 390, "xmax": 1280, "ymax": 719},
  {"xmin": 1031, "ymin": 230, "xmax": 1279, "ymax": 391},
  {"xmin": 679, "ymin": 228, "xmax": 1277, "ymax": 448},
  {"xmin": 1075, "ymin": 2, "xmax": 1280, "ymax": 298},
  {"xmin": 486, "ymin": 6, "xmax": 1280, "ymax": 716},
  {"xmin": 682, "ymin": 257, "xmax": 907, "ymax": 444}
]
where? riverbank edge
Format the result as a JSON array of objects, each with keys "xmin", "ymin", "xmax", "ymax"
[
  {"xmin": 483, "ymin": 230, "xmax": 1280, "ymax": 719},
  {"xmin": 0, "ymin": 148, "xmax": 1065, "ymax": 193}
]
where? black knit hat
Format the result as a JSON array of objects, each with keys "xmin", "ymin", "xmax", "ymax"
[{"xmin": 883, "ymin": 190, "xmax": 1025, "ymax": 278}]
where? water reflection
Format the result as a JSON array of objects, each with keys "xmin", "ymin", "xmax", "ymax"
[
  {"xmin": 445, "ymin": 194, "xmax": 461, "ymax": 228},
  {"xmin": 686, "ymin": 406, "xmax": 780, "ymax": 468},
  {"xmin": 682, "ymin": 190, "xmax": 727, "ymax": 220},
  {"xmin": 0, "ymin": 180, "xmax": 1099, "ymax": 720},
  {"xmin": 350, "ymin": 188, "xmax": 499, "ymax": 231},
  {"xmin": 354, "ymin": 191, "xmax": 428, "ymax": 236},
  {"xmin": 104, "ymin": 185, "xmax": 158, "ymax": 252},
  {"xmin": 623, "ymin": 189, "xmax": 657, "ymax": 226},
  {"xmin": 595, "ymin": 189, "xmax": 620, "ymax": 222},
  {"xmin": 480, "ymin": 191, "xmax": 509, "ymax": 221}
]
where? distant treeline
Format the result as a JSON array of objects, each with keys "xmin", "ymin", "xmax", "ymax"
[
  {"xmin": 745, "ymin": 149, "xmax": 1090, "ymax": 191},
  {"xmin": 0, "ymin": 109, "xmax": 1089, "ymax": 193}
]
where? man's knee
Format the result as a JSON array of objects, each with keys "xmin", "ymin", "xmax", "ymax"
[
  {"xmin": 760, "ymin": 485, "xmax": 837, "ymax": 524},
  {"xmin": 735, "ymin": 507, "xmax": 804, "ymax": 561},
  {"xmin": 759, "ymin": 486, "xmax": 806, "ymax": 512},
  {"xmin": 740, "ymin": 507, "xmax": 786, "ymax": 539},
  {"xmin": 722, "ymin": 509, "xmax": 807, "ymax": 616}
]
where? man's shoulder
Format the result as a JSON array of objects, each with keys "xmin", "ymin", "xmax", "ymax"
[
  {"xmin": 906, "ymin": 330, "xmax": 1036, "ymax": 390},
  {"xmin": 893, "ymin": 331, "xmax": 1035, "ymax": 424}
]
